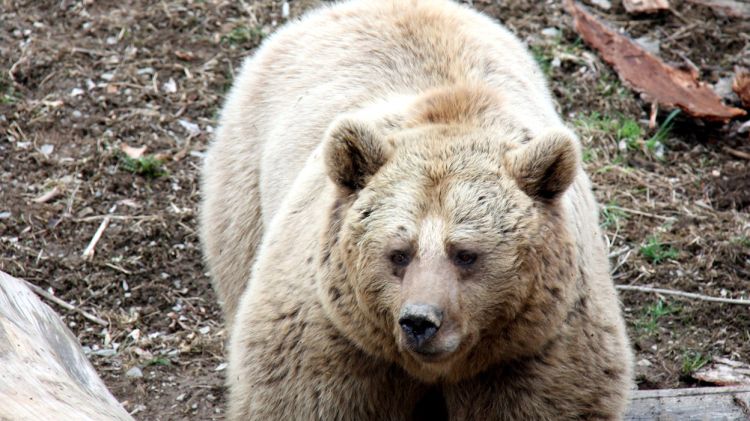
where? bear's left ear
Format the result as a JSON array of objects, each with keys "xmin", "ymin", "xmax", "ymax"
[
  {"xmin": 324, "ymin": 117, "xmax": 392, "ymax": 192},
  {"xmin": 503, "ymin": 128, "xmax": 580, "ymax": 201}
]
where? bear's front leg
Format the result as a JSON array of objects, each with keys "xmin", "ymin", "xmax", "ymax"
[
  {"xmin": 443, "ymin": 329, "xmax": 630, "ymax": 421},
  {"xmin": 227, "ymin": 298, "xmax": 427, "ymax": 420}
]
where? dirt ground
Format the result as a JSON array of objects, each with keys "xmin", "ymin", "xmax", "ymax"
[{"xmin": 1, "ymin": 0, "xmax": 748, "ymax": 419}]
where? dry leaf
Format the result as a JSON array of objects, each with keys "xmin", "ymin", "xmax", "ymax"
[
  {"xmin": 174, "ymin": 51, "xmax": 196, "ymax": 61},
  {"xmin": 732, "ymin": 67, "xmax": 750, "ymax": 109}
]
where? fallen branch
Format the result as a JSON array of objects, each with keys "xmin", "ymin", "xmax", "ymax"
[
  {"xmin": 82, "ymin": 216, "xmax": 110, "ymax": 260},
  {"xmin": 616, "ymin": 284, "xmax": 750, "ymax": 305},
  {"xmin": 564, "ymin": 0, "xmax": 746, "ymax": 122},
  {"xmin": 724, "ymin": 147, "xmax": 750, "ymax": 161},
  {"xmin": 23, "ymin": 280, "xmax": 109, "ymax": 326}
]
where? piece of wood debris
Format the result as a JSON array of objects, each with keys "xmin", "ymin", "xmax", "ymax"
[
  {"xmin": 686, "ymin": 0, "xmax": 750, "ymax": 18},
  {"xmin": 625, "ymin": 386, "xmax": 750, "ymax": 420},
  {"xmin": 694, "ymin": 358, "xmax": 750, "ymax": 386},
  {"xmin": 0, "ymin": 271, "xmax": 132, "ymax": 420},
  {"xmin": 120, "ymin": 143, "xmax": 146, "ymax": 159},
  {"xmin": 564, "ymin": 0, "xmax": 746, "ymax": 123},
  {"xmin": 623, "ymin": 0, "xmax": 669, "ymax": 14},
  {"xmin": 32, "ymin": 186, "xmax": 62, "ymax": 204},
  {"xmin": 82, "ymin": 216, "xmax": 110, "ymax": 260},
  {"xmin": 732, "ymin": 67, "xmax": 750, "ymax": 109},
  {"xmin": 724, "ymin": 147, "xmax": 750, "ymax": 161}
]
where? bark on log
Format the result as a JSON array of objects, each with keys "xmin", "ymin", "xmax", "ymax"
[
  {"xmin": 0, "ymin": 271, "xmax": 133, "ymax": 421},
  {"xmin": 625, "ymin": 386, "xmax": 750, "ymax": 420}
]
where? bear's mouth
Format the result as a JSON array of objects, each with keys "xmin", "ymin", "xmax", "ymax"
[{"xmin": 401, "ymin": 335, "xmax": 462, "ymax": 364}]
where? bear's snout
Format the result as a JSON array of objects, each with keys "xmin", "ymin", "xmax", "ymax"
[{"xmin": 398, "ymin": 304, "xmax": 443, "ymax": 350}]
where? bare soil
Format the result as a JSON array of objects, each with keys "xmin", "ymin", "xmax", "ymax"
[{"xmin": 1, "ymin": 0, "xmax": 748, "ymax": 419}]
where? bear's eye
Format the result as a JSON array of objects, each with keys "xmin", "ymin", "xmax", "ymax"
[
  {"xmin": 453, "ymin": 251, "xmax": 478, "ymax": 267},
  {"xmin": 390, "ymin": 250, "xmax": 411, "ymax": 267}
]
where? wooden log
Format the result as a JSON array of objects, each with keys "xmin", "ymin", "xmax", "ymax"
[
  {"xmin": 625, "ymin": 386, "xmax": 750, "ymax": 420},
  {"xmin": 0, "ymin": 271, "xmax": 133, "ymax": 421}
]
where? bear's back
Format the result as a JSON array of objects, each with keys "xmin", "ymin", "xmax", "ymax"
[{"xmin": 227, "ymin": 0, "xmax": 561, "ymax": 221}]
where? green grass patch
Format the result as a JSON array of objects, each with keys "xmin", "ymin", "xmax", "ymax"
[
  {"xmin": 144, "ymin": 357, "xmax": 172, "ymax": 367},
  {"xmin": 119, "ymin": 154, "xmax": 167, "ymax": 178},
  {"xmin": 681, "ymin": 351, "xmax": 710, "ymax": 376},
  {"xmin": 731, "ymin": 236, "xmax": 750, "ymax": 248},
  {"xmin": 0, "ymin": 75, "xmax": 20, "ymax": 104},
  {"xmin": 640, "ymin": 235, "xmax": 678, "ymax": 264},
  {"xmin": 222, "ymin": 25, "xmax": 264, "ymax": 46},
  {"xmin": 637, "ymin": 299, "xmax": 679, "ymax": 334},
  {"xmin": 601, "ymin": 201, "xmax": 628, "ymax": 229},
  {"xmin": 530, "ymin": 45, "xmax": 553, "ymax": 77}
]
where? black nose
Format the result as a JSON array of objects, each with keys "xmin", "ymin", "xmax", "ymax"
[{"xmin": 399, "ymin": 304, "xmax": 443, "ymax": 348}]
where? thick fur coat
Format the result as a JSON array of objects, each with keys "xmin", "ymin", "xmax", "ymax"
[{"xmin": 200, "ymin": 1, "xmax": 633, "ymax": 419}]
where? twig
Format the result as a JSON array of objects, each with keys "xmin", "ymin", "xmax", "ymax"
[
  {"xmin": 82, "ymin": 216, "xmax": 110, "ymax": 260},
  {"xmin": 616, "ymin": 285, "xmax": 750, "ymax": 305},
  {"xmin": 610, "ymin": 206, "xmax": 674, "ymax": 221},
  {"xmin": 104, "ymin": 262, "xmax": 132, "ymax": 275},
  {"xmin": 24, "ymin": 280, "xmax": 109, "ymax": 326},
  {"xmin": 75, "ymin": 214, "xmax": 160, "ymax": 223},
  {"xmin": 724, "ymin": 147, "xmax": 750, "ymax": 161}
]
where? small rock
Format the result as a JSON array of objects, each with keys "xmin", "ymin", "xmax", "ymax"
[
  {"xmin": 125, "ymin": 367, "xmax": 143, "ymax": 378},
  {"xmin": 178, "ymin": 119, "xmax": 201, "ymax": 137},
  {"xmin": 163, "ymin": 78, "xmax": 177, "ymax": 93},
  {"xmin": 637, "ymin": 359, "xmax": 652, "ymax": 367},
  {"xmin": 589, "ymin": 0, "xmax": 611, "ymax": 10},
  {"xmin": 635, "ymin": 36, "xmax": 660, "ymax": 56},
  {"xmin": 282, "ymin": 1, "xmax": 290, "ymax": 18},
  {"xmin": 214, "ymin": 362, "xmax": 228, "ymax": 372},
  {"xmin": 70, "ymin": 87, "xmax": 84, "ymax": 97},
  {"xmin": 176, "ymin": 393, "xmax": 186, "ymax": 402},
  {"xmin": 93, "ymin": 348, "xmax": 116, "ymax": 357},
  {"xmin": 39, "ymin": 144, "xmax": 54, "ymax": 157},
  {"xmin": 541, "ymin": 27, "xmax": 560, "ymax": 38},
  {"xmin": 0, "ymin": 211, "xmax": 11, "ymax": 219}
]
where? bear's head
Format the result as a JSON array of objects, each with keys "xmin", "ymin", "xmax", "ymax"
[{"xmin": 318, "ymin": 87, "xmax": 582, "ymax": 383}]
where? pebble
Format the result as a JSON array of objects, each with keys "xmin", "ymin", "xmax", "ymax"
[{"xmin": 125, "ymin": 367, "xmax": 143, "ymax": 378}]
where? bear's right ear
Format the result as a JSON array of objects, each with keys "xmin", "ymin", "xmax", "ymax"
[
  {"xmin": 324, "ymin": 117, "xmax": 391, "ymax": 192},
  {"xmin": 503, "ymin": 128, "xmax": 580, "ymax": 201}
]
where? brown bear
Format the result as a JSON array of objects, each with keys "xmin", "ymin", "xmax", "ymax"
[{"xmin": 199, "ymin": 0, "xmax": 633, "ymax": 419}]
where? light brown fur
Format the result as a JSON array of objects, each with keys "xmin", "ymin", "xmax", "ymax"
[{"xmin": 200, "ymin": 0, "xmax": 633, "ymax": 419}]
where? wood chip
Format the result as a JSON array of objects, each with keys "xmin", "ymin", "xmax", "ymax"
[
  {"xmin": 564, "ymin": 0, "xmax": 746, "ymax": 123},
  {"xmin": 732, "ymin": 67, "xmax": 750, "ymax": 109},
  {"xmin": 694, "ymin": 358, "xmax": 750, "ymax": 386},
  {"xmin": 120, "ymin": 144, "xmax": 146, "ymax": 159},
  {"xmin": 174, "ymin": 50, "xmax": 196, "ymax": 61},
  {"xmin": 686, "ymin": 0, "xmax": 750, "ymax": 18},
  {"xmin": 623, "ymin": 0, "xmax": 669, "ymax": 14}
]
